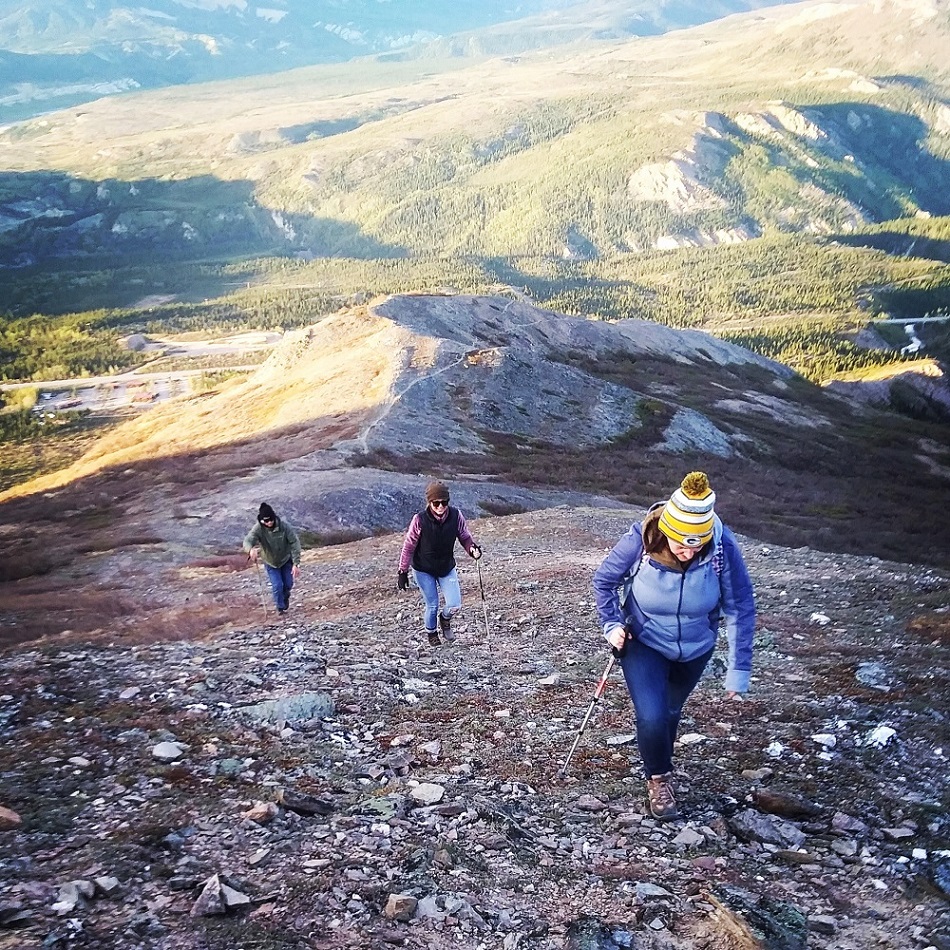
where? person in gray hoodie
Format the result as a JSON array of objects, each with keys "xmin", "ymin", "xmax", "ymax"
[
  {"xmin": 593, "ymin": 472, "xmax": 755, "ymax": 821},
  {"xmin": 243, "ymin": 502, "xmax": 301, "ymax": 614}
]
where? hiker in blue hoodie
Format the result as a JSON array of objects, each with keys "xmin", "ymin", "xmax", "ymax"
[{"xmin": 593, "ymin": 472, "xmax": 755, "ymax": 821}]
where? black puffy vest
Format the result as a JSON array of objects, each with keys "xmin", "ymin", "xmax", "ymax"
[{"xmin": 412, "ymin": 506, "xmax": 460, "ymax": 578}]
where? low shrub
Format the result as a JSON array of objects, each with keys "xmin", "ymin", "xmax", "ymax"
[{"xmin": 479, "ymin": 499, "xmax": 528, "ymax": 517}]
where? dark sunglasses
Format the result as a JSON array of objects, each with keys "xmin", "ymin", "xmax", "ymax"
[
  {"xmin": 430, "ymin": 499, "xmax": 449, "ymax": 508},
  {"xmin": 260, "ymin": 517, "xmax": 275, "ymax": 525}
]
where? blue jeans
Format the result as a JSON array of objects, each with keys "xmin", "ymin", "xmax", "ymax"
[
  {"xmin": 619, "ymin": 636, "xmax": 714, "ymax": 777},
  {"xmin": 264, "ymin": 560, "xmax": 294, "ymax": 611},
  {"xmin": 412, "ymin": 568, "xmax": 461, "ymax": 631}
]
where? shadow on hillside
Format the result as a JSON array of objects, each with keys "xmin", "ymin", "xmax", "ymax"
[
  {"xmin": 875, "ymin": 75, "xmax": 934, "ymax": 93},
  {"xmin": 798, "ymin": 103, "xmax": 950, "ymax": 218},
  {"xmin": 484, "ymin": 257, "xmax": 630, "ymax": 304},
  {"xmin": 397, "ymin": 434, "xmax": 950, "ymax": 572},
  {"xmin": 280, "ymin": 118, "xmax": 363, "ymax": 143},
  {"xmin": 0, "ymin": 411, "xmax": 381, "ymax": 585},
  {"xmin": 832, "ymin": 231, "xmax": 950, "ymax": 265},
  {"xmin": 872, "ymin": 283, "xmax": 950, "ymax": 321},
  {"xmin": 3, "ymin": 381, "xmax": 947, "ymax": 595},
  {"xmin": 0, "ymin": 169, "xmax": 405, "ymax": 313}
]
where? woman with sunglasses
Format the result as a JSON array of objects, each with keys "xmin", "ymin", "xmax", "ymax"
[
  {"xmin": 397, "ymin": 480, "xmax": 481, "ymax": 646},
  {"xmin": 592, "ymin": 471, "xmax": 755, "ymax": 821},
  {"xmin": 243, "ymin": 502, "xmax": 302, "ymax": 614}
]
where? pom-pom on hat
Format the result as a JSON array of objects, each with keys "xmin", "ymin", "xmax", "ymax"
[
  {"xmin": 258, "ymin": 502, "xmax": 277, "ymax": 523},
  {"xmin": 658, "ymin": 472, "xmax": 716, "ymax": 547},
  {"xmin": 425, "ymin": 480, "xmax": 450, "ymax": 504}
]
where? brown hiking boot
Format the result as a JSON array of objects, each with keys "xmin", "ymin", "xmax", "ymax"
[
  {"xmin": 439, "ymin": 613, "xmax": 455, "ymax": 642},
  {"xmin": 646, "ymin": 773, "xmax": 679, "ymax": 821},
  {"xmin": 426, "ymin": 628, "xmax": 440, "ymax": 646}
]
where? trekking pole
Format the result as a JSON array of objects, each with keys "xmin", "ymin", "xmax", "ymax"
[
  {"xmin": 558, "ymin": 646, "xmax": 624, "ymax": 778},
  {"xmin": 475, "ymin": 558, "xmax": 491, "ymax": 649},
  {"xmin": 250, "ymin": 555, "xmax": 270, "ymax": 621}
]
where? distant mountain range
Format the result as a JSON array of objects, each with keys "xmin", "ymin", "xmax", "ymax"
[
  {"xmin": 2, "ymin": 0, "xmax": 949, "ymax": 276},
  {"xmin": 0, "ymin": 0, "xmax": 801, "ymax": 122}
]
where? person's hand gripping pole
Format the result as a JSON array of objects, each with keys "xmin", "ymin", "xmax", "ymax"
[{"xmin": 558, "ymin": 633, "xmax": 627, "ymax": 778}]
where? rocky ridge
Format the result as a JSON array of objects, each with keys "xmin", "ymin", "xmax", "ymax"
[
  {"xmin": 0, "ymin": 293, "xmax": 795, "ymax": 496},
  {"xmin": 1, "ymin": 504, "xmax": 948, "ymax": 949}
]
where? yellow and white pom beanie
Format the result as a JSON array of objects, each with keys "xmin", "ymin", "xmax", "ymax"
[{"xmin": 658, "ymin": 472, "xmax": 716, "ymax": 547}]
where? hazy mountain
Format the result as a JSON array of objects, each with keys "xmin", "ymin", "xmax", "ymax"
[
  {"xmin": 0, "ymin": 0, "xmax": 802, "ymax": 122},
  {"xmin": 2, "ymin": 0, "xmax": 949, "ymax": 273}
]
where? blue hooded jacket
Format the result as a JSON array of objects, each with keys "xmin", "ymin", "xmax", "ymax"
[{"xmin": 593, "ymin": 509, "xmax": 756, "ymax": 693}]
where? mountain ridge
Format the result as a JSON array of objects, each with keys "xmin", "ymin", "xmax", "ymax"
[{"xmin": 0, "ymin": 291, "xmax": 810, "ymax": 500}]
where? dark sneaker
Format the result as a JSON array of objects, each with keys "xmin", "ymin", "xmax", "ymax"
[
  {"xmin": 646, "ymin": 772, "xmax": 679, "ymax": 821},
  {"xmin": 277, "ymin": 607, "xmax": 287, "ymax": 614},
  {"xmin": 426, "ymin": 629, "xmax": 440, "ymax": 646},
  {"xmin": 439, "ymin": 614, "xmax": 455, "ymax": 642}
]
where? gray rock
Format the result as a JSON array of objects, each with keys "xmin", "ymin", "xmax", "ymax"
[
  {"xmin": 152, "ymin": 741, "xmax": 185, "ymax": 762},
  {"xmin": 189, "ymin": 874, "xmax": 248, "ymax": 917},
  {"xmin": 410, "ymin": 782, "xmax": 445, "ymax": 805},
  {"xmin": 673, "ymin": 827, "xmax": 705, "ymax": 848},
  {"xmin": 606, "ymin": 734, "xmax": 637, "ymax": 747},
  {"xmin": 276, "ymin": 788, "xmax": 336, "ymax": 816},
  {"xmin": 931, "ymin": 858, "xmax": 950, "ymax": 898},
  {"xmin": 93, "ymin": 877, "xmax": 121, "ymax": 897},
  {"xmin": 237, "ymin": 691, "xmax": 335, "ymax": 723},
  {"xmin": 658, "ymin": 406, "xmax": 736, "ymax": 457},
  {"xmin": 882, "ymin": 827, "xmax": 914, "ymax": 841},
  {"xmin": 729, "ymin": 809, "xmax": 807, "ymax": 849},
  {"xmin": 220, "ymin": 881, "xmax": 251, "ymax": 909},
  {"xmin": 855, "ymin": 661, "xmax": 892, "ymax": 690},
  {"xmin": 809, "ymin": 914, "xmax": 837, "ymax": 935},
  {"xmin": 635, "ymin": 882, "xmax": 674, "ymax": 900},
  {"xmin": 575, "ymin": 795, "xmax": 607, "ymax": 812},
  {"xmin": 831, "ymin": 811, "xmax": 868, "ymax": 835},
  {"xmin": 190, "ymin": 875, "xmax": 226, "ymax": 917}
]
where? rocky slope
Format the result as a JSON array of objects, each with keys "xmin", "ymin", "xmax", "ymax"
[
  {"xmin": 1, "ymin": 504, "xmax": 948, "ymax": 949},
  {"xmin": 2, "ymin": 292, "xmax": 949, "ymax": 647}
]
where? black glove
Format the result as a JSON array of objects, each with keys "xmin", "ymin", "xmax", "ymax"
[
  {"xmin": 612, "ymin": 621, "xmax": 631, "ymax": 659},
  {"xmin": 470, "ymin": 544, "xmax": 482, "ymax": 560},
  {"xmin": 397, "ymin": 570, "xmax": 409, "ymax": 591}
]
